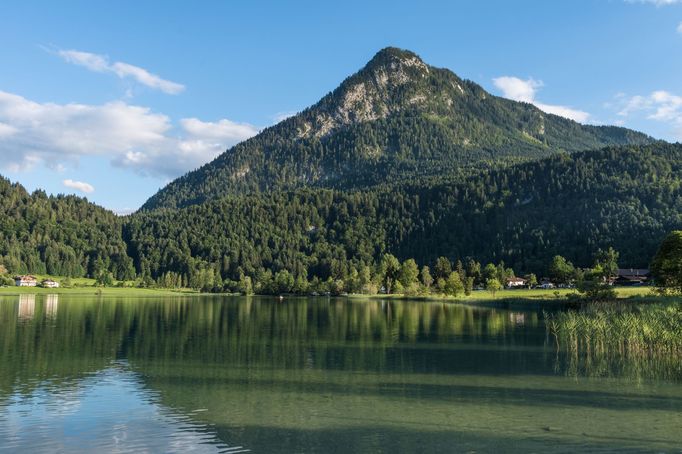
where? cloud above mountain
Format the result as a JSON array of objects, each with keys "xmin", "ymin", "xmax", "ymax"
[
  {"xmin": 56, "ymin": 49, "xmax": 185, "ymax": 95},
  {"xmin": 626, "ymin": 0, "xmax": 682, "ymax": 5},
  {"xmin": 0, "ymin": 90, "xmax": 259, "ymax": 177},
  {"xmin": 493, "ymin": 76, "xmax": 590, "ymax": 123},
  {"xmin": 614, "ymin": 90, "xmax": 682, "ymax": 139},
  {"xmin": 63, "ymin": 179, "xmax": 94, "ymax": 194}
]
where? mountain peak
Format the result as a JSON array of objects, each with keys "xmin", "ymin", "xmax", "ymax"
[
  {"xmin": 365, "ymin": 47, "xmax": 425, "ymax": 68},
  {"xmin": 298, "ymin": 48, "xmax": 432, "ymax": 138},
  {"xmin": 358, "ymin": 47, "xmax": 430, "ymax": 81}
]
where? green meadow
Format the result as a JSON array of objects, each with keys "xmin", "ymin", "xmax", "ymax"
[{"xmin": 0, "ymin": 276, "xmax": 665, "ymax": 303}]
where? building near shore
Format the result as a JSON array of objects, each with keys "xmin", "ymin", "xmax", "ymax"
[
  {"xmin": 14, "ymin": 275, "xmax": 37, "ymax": 287},
  {"xmin": 506, "ymin": 276, "xmax": 527, "ymax": 288},
  {"xmin": 615, "ymin": 269, "xmax": 649, "ymax": 285},
  {"xmin": 41, "ymin": 279, "xmax": 60, "ymax": 288},
  {"xmin": 538, "ymin": 280, "xmax": 555, "ymax": 289}
]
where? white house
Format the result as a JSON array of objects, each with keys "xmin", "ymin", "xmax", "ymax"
[
  {"xmin": 41, "ymin": 279, "xmax": 60, "ymax": 288},
  {"xmin": 14, "ymin": 275, "xmax": 37, "ymax": 287},
  {"xmin": 506, "ymin": 277, "xmax": 527, "ymax": 288}
]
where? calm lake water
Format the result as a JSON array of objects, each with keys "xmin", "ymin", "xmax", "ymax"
[{"xmin": 0, "ymin": 294, "xmax": 680, "ymax": 453}]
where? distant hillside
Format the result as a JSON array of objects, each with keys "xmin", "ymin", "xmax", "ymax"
[
  {"xmin": 141, "ymin": 47, "xmax": 652, "ymax": 210},
  {"xmin": 0, "ymin": 177, "xmax": 134, "ymax": 279},
  {"xmin": 126, "ymin": 143, "xmax": 682, "ymax": 282}
]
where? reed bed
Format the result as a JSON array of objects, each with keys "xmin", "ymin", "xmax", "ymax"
[
  {"xmin": 546, "ymin": 303, "xmax": 682, "ymax": 380},
  {"xmin": 547, "ymin": 303, "xmax": 682, "ymax": 355}
]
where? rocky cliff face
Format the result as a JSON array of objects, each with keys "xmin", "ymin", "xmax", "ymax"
[{"xmin": 301, "ymin": 49, "xmax": 433, "ymax": 138}]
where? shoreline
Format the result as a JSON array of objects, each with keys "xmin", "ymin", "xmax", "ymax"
[
  {"xmin": 0, "ymin": 285, "xmax": 675, "ymax": 307},
  {"xmin": 0, "ymin": 286, "xmax": 203, "ymax": 297}
]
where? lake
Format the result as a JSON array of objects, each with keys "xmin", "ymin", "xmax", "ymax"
[{"xmin": 0, "ymin": 294, "xmax": 680, "ymax": 453}]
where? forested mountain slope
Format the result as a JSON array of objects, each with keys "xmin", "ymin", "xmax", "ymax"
[
  {"xmin": 0, "ymin": 177, "xmax": 134, "ymax": 278},
  {"xmin": 1, "ymin": 143, "xmax": 678, "ymax": 284},
  {"xmin": 142, "ymin": 47, "xmax": 651, "ymax": 210},
  {"xmin": 126, "ymin": 143, "xmax": 682, "ymax": 283}
]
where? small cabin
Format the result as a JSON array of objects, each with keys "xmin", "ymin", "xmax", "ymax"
[
  {"xmin": 615, "ymin": 268, "xmax": 649, "ymax": 286},
  {"xmin": 41, "ymin": 279, "xmax": 60, "ymax": 288},
  {"xmin": 538, "ymin": 280, "xmax": 555, "ymax": 289},
  {"xmin": 506, "ymin": 276, "xmax": 527, "ymax": 288},
  {"xmin": 14, "ymin": 275, "xmax": 37, "ymax": 287}
]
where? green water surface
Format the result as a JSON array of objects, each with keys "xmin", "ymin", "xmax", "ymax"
[{"xmin": 0, "ymin": 295, "xmax": 680, "ymax": 453}]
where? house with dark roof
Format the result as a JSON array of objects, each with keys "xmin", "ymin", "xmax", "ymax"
[{"xmin": 615, "ymin": 268, "xmax": 649, "ymax": 285}]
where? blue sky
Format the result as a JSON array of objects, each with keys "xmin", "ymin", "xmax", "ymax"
[{"xmin": 1, "ymin": 0, "xmax": 682, "ymax": 212}]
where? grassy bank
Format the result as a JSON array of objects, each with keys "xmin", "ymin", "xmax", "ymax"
[
  {"xmin": 346, "ymin": 286, "xmax": 656, "ymax": 303},
  {"xmin": 0, "ymin": 286, "xmax": 200, "ymax": 296},
  {"xmin": 0, "ymin": 274, "xmax": 200, "ymax": 296},
  {"xmin": 0, "ymin": 279, "xmax": 669, "ymax": 303}
]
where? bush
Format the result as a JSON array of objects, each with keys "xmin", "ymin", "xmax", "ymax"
[
  {"xmin": 651, "ymin": 230, "xmax": 682, "ymax": 294},
  {"xmin": 0, "ymin": 275, "xmax": 14, "ymax": 286}
]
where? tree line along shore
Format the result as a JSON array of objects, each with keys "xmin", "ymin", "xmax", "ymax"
[{"xmin": 3, "ymin": 230, "xmax": 682, "ymax": 302}]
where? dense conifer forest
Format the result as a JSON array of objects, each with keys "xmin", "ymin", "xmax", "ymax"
[
  {"xmin": 0, "ymin": 177, "xmax": 134, "ymax": 279},
  {"xmin": 2, "ymin": 143, "xmax": 680, "ymax": 293}
]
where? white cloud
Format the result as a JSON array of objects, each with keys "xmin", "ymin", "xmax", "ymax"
[
  {"xmin": 110, "ymin": 62, "xmax": 185, "ymax": 95},
  {"xmin": 492, "ymin": 76, "xmax": 590, "ymax": 123},
  {"xmin": 272, "ymin": 111, "xmax": 297, "ymax": 123},
  {"xmin": 677, "ymin": 21, "xmax": 682, "ymax": 33},
  {"xmin": 0, "ymin": 90, "xmax": 259, "ymax": 177},
  {"xmin": 57, "ymin": 49, "xmax": 185, "ymax": 95},
  {"xmin": 532, "ymin": 102, "xmax": 590, "ymax": 123},
  {"xmin": 181, "ymin": 118, "xmax": 259, "ymax": 141},
  {"xmin": 0, "ymin": 122, "xmax": 17, "ymax": 137},
  {"xmin": 626, "ymin": 0, "xmax": 682, "ymax": 5},
  {"xmin": 491, "ymin": 76, "xmax": 540, "ymax": 103},
  {"xmin": 615, "ymin": 90, "xmax": 682, "ymax": 139},
  {"xmin": 58, "ymin": 50, "xmax": 109, "ymax": 72},
  {"xmin": 63, "ymin": 179, "xmax": 94, "ymax": 193},
  {"xmin": 114, "ymin": 208, "xmax": 135, "ymax": 216}
]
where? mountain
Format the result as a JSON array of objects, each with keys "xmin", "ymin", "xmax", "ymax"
[
  {"xmin": 141, "ymin": 47, "xmax": 652, "ymax": 210},
  {"xmin": 0, "ymin": 48, "xmax": 675, "ymax": 292},
  {"xmin": 127, "ymin": 143, "xmax": 682, "ymax": 284}
]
